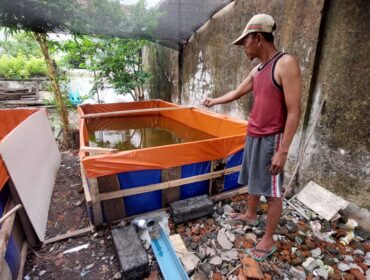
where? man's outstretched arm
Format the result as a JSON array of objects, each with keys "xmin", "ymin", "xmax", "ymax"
[{"xmin": 203, "ymin": 66, "xmax": 258, "ymax": 107}]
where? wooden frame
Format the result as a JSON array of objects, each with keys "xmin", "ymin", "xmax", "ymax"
[
  {"xmin": 80, "ymin": 162, "xmax": 242, "ymax": 226},
  {"xmin": 0, "ymin": 194, "xmax": 28, "ymax": 280}
]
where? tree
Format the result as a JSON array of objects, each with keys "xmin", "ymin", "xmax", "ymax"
[
  {"xmin": 61, "ymin": 36, "xmax": 152, "ymax": 101},
  {"xmin": 0, "ymin": 0, "xmax": 159, "ymax": 146}
]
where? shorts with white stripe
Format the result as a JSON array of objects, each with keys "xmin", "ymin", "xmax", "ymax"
[{"xmin": 238, "ymin": 133, "xmax": 284, "ymax": 198}]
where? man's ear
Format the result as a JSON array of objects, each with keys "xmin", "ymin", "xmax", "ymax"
[{"xmin": 256, "ymin": 33, "xmax": 262, "ymax": 45}]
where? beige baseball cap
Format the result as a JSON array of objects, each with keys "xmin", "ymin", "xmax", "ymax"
[{"xmin": 232, "ymin": 14, "xmax": 276, "ymax": 45}]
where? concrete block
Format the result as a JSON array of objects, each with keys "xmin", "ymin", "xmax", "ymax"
[
  {"xmin": 112, "ymin": 226, "xmax": 150, "ymax": 280},
  {"xmin": 170, "ymin": 195, "xmax": 214, "ymax": 224}
]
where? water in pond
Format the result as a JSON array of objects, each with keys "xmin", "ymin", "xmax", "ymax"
[{"xmin": 87, "ymin": 116, "xmax": 215, "ymax": 151}]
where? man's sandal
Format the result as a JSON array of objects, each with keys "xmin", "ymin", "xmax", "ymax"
[
  {"xmin": 228, "ymin": 213, "xmax": 260, "ymax": 227},
  {"xmin": 246, "ymin": 246, "xmax": 277, "ymax": 262}
]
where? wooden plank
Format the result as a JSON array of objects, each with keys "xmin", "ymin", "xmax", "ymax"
[
  {"xmin": 43, "ymin": 225, "xmax": 94, "ymax": 245},
  {"xmin": 80, "ymin": 165, "xmax": 92, "ymax": 203},
  {"xmin": 161, "ymin": 166, "xmax": 181, "ymax": 207},
  {"xmin": 211, "ymin": 186, "xmax": 248, "ymax": 202},
  {"xmin": 100, "ymin": 165, "xmax": 241, "ymax": 201},
  {"xmin": 16, "ymin": 241, "xmax": 28, "ymax": 280},
  {"xmin": 97, "ymin": 175, "xmax": 125, "ymax": 222},
  {"xmin": 88, "ymin": 177, "xmax": 103, "ymax": 226},
  {"xmin": 0, "ymin": 200, "xmax": 15, "ymax": 274},
  {"xmin": 80, "ymin": 146, "xmax": 118, "ymax": 155},
  {"xmin": 108, "ymin": 185, "xmax": 248, "ymax": 221},
  {"xmin": 81, "ymin": 106, "xmax": 194, "ymax": 119}
]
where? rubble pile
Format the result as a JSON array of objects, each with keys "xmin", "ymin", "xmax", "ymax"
[{"xmin": 155, "ymin": 194, "xmax": 370, "ymax": 280}]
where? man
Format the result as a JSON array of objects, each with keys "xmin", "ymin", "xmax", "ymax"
[{"xmin": 203, "ymin": 14, "xmax": 301, "ymax": 261}]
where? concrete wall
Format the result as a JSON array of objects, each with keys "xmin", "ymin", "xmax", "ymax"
[
  {"xmin": 146, "ymin": 0, "xmax": 370, "ymax": 208},
  {"xmin": 298, "ymin": 0, "xmax": 370, "ymax": 208}
]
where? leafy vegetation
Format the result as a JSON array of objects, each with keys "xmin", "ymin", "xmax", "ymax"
[
  {"xmin": 60, "ymin": 36, "xmax": 152, "ymax": 101},
  {"xmin": 0, "ymin": 54, "xmax": 47, "ymax": 79}
]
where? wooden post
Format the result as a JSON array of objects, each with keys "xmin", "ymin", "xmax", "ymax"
[
  {"xmin": 161, "ymin": 166, "xmax": 182, "ymax": 207},
  {"xmin": 16, "ymin": 242, "xmax": 28, "ymax": 280},
  {"xmin": 87, "ymin": 177, "xmax": 103, "ymax": 226},
  {"xmin": 208, "ymin": 161, "xmax": 215, "ymax": 196},
  {"xmin": 97, "ymin": 175, "xmax": 125, "ymax": 222}
]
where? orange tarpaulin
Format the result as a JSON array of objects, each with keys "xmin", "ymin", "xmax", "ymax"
[
  {"xmin": 0, "ymin": 109, "xmax": 38, "ymax": 190},
  {"xmin": 79, "ymin": 100, "xmax": 247, "ymax": 178}
]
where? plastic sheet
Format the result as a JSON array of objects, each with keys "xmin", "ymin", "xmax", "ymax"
[{"xmin": 79, "ymin": 100, "xmax": 247, "ymax": 178}]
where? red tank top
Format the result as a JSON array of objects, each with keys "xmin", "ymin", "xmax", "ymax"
[{"xmin": 248, "ymin": 52, "xmax": 287, "ymax": 137}]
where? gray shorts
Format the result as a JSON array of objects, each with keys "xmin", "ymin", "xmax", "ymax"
[{"xmin": 238, "ymin": 133, "xmax": 284, "ymax": 197}]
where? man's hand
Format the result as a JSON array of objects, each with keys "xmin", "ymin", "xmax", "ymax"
[
  {"xmin": 202, "ymin": 97, "xmax": 217, "ymax": 108},
  {"xmin": 269, "ymin": 150, "xmax": 287, "ymax": 175}
]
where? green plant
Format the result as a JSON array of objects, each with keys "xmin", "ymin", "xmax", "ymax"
[{"xmin": 0, "ymin": 54, "xmax": 47, "ymax": 79}]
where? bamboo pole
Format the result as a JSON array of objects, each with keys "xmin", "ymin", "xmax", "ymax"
[
  {"xmin": 0, "ymin": 204, "xmax": 22, "ymax": 225},
  {"xmin": 81, "ymin": 106, "xmax": 194, "ymax": 119}
]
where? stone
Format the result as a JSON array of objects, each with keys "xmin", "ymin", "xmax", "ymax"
[
  {"xmin": 226, "ymin": 250, "xmax": 239, "ymax": 260},
  {"xmin": 290, "ymin": 266, "xmax": 306, "ymax": 280},
  {"xmin": 343, "ymin": 274, "xmax": 355, "ymax": 280},
  {"xmin": 313, "ymin": 267, "xmax": 329, "ymax": 280},
  {"xmin": 206, "ymin": 246, "xmax": 216, "ymax": 257},
  {"xmin": 220, "ymin": 266, "xmax": 229, "ymax": 275},
  {"xmin": 191, "ymin": 271, "xmax": 207, "ymax": 280},
  {"xmin": 112, "ymin": 226, "xmax": 149, "ymax": 280},
  {"xmin": 349, "ymin": 263, "xmax": 364, "ymax": 274},
  {"xmin": 245, "ymin": 233, "xmax": 257, "ymax": 243},
  {"xmin": 349, "ymin": 268, "xmax": 366, "ymax": 280},
  {"xmin": 354, "ymin": 250, "xmax": 365, "ymax": 256},
  {"xmin": 303, "ymin": 257, "xmax": 319, "ymax": 272},
  {"xmin": 199, "ymin": 262, "xmax": 213, "ymax": 275},
  {"xmin": 209, "ymin": 256, "xmax": 222, "ymax": 267},
  {"xmin": 225, "ymin": 230, "xmax": 235, "ymax": 243},
  {"xmin": 216, "ymin": 207, "xmax": 224, "ymax": 215},
  {"xmin": 217, "ymin": 229, "xmax": 233, "ymax": 250},
  {"xmin": 286, "ymin": 221, "xmax": 298, "ymax": 233},
  {"xmin": 338, "ymin": 262, "xmax": 351, "ymax": 272},
  {"xmin": 113, "ymin": 272, "xmax": 122, "ymax": 279},
  {"xmin": 311, "ymin": 248, "xmax": 322, "ymax": 258},
  {"xmin": 223, "ymin": 204, "xmax": 234, "ymax": 214},
  {"xmin": 170, "ymin": 195, "xmax": 214, "ymax": 224},
  {"xmin": 326, "ymin": 246, "xmax": 339, "ymax": 255},
  {"xmin": 213, "ymin": 272, "xmax": 222, "ymax": 280}
]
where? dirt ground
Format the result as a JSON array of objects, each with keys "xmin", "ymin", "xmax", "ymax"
[{"xmin": 24, "ymin": 149, "xmax": 121, "ymax": 280}]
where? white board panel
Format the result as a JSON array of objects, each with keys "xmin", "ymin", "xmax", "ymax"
[
  {"xmin": 296, "ymin": 181, "xmax": 349, "ymax": 221},
  {"xmin": 0, "ymin": 110, "xmax": 60, "ymax": 241}
]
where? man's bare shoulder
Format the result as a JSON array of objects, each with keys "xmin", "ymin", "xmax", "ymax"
[{"xmin": 278, "ymin": 54, "xmax": 300, "ymax": 69}]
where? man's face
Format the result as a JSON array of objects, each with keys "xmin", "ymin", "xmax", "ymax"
[{"xmin": 243, "ymin": 33, "xmax": 258, "ymax": 60}]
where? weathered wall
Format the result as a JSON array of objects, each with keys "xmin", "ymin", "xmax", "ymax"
[
  {"xmin": 146, "ymin": 0, "xmax": 370, "ymax": 208},
  {"xmin": 144, "ymin": 45, "xmax": 179, "ymax": 103},
  {"xmin": 298, "ymin": 0, "xmax": 370, "ymax": 208}
]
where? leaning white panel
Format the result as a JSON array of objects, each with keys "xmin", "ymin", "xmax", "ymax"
[{"xmin": 0, "ymin": 110, "xmax": 60, "ymax": 241}]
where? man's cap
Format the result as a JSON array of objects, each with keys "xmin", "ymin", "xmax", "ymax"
[{"xmin": 232, "ymin": 14, "xmax": 276, "ymax": 45}]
